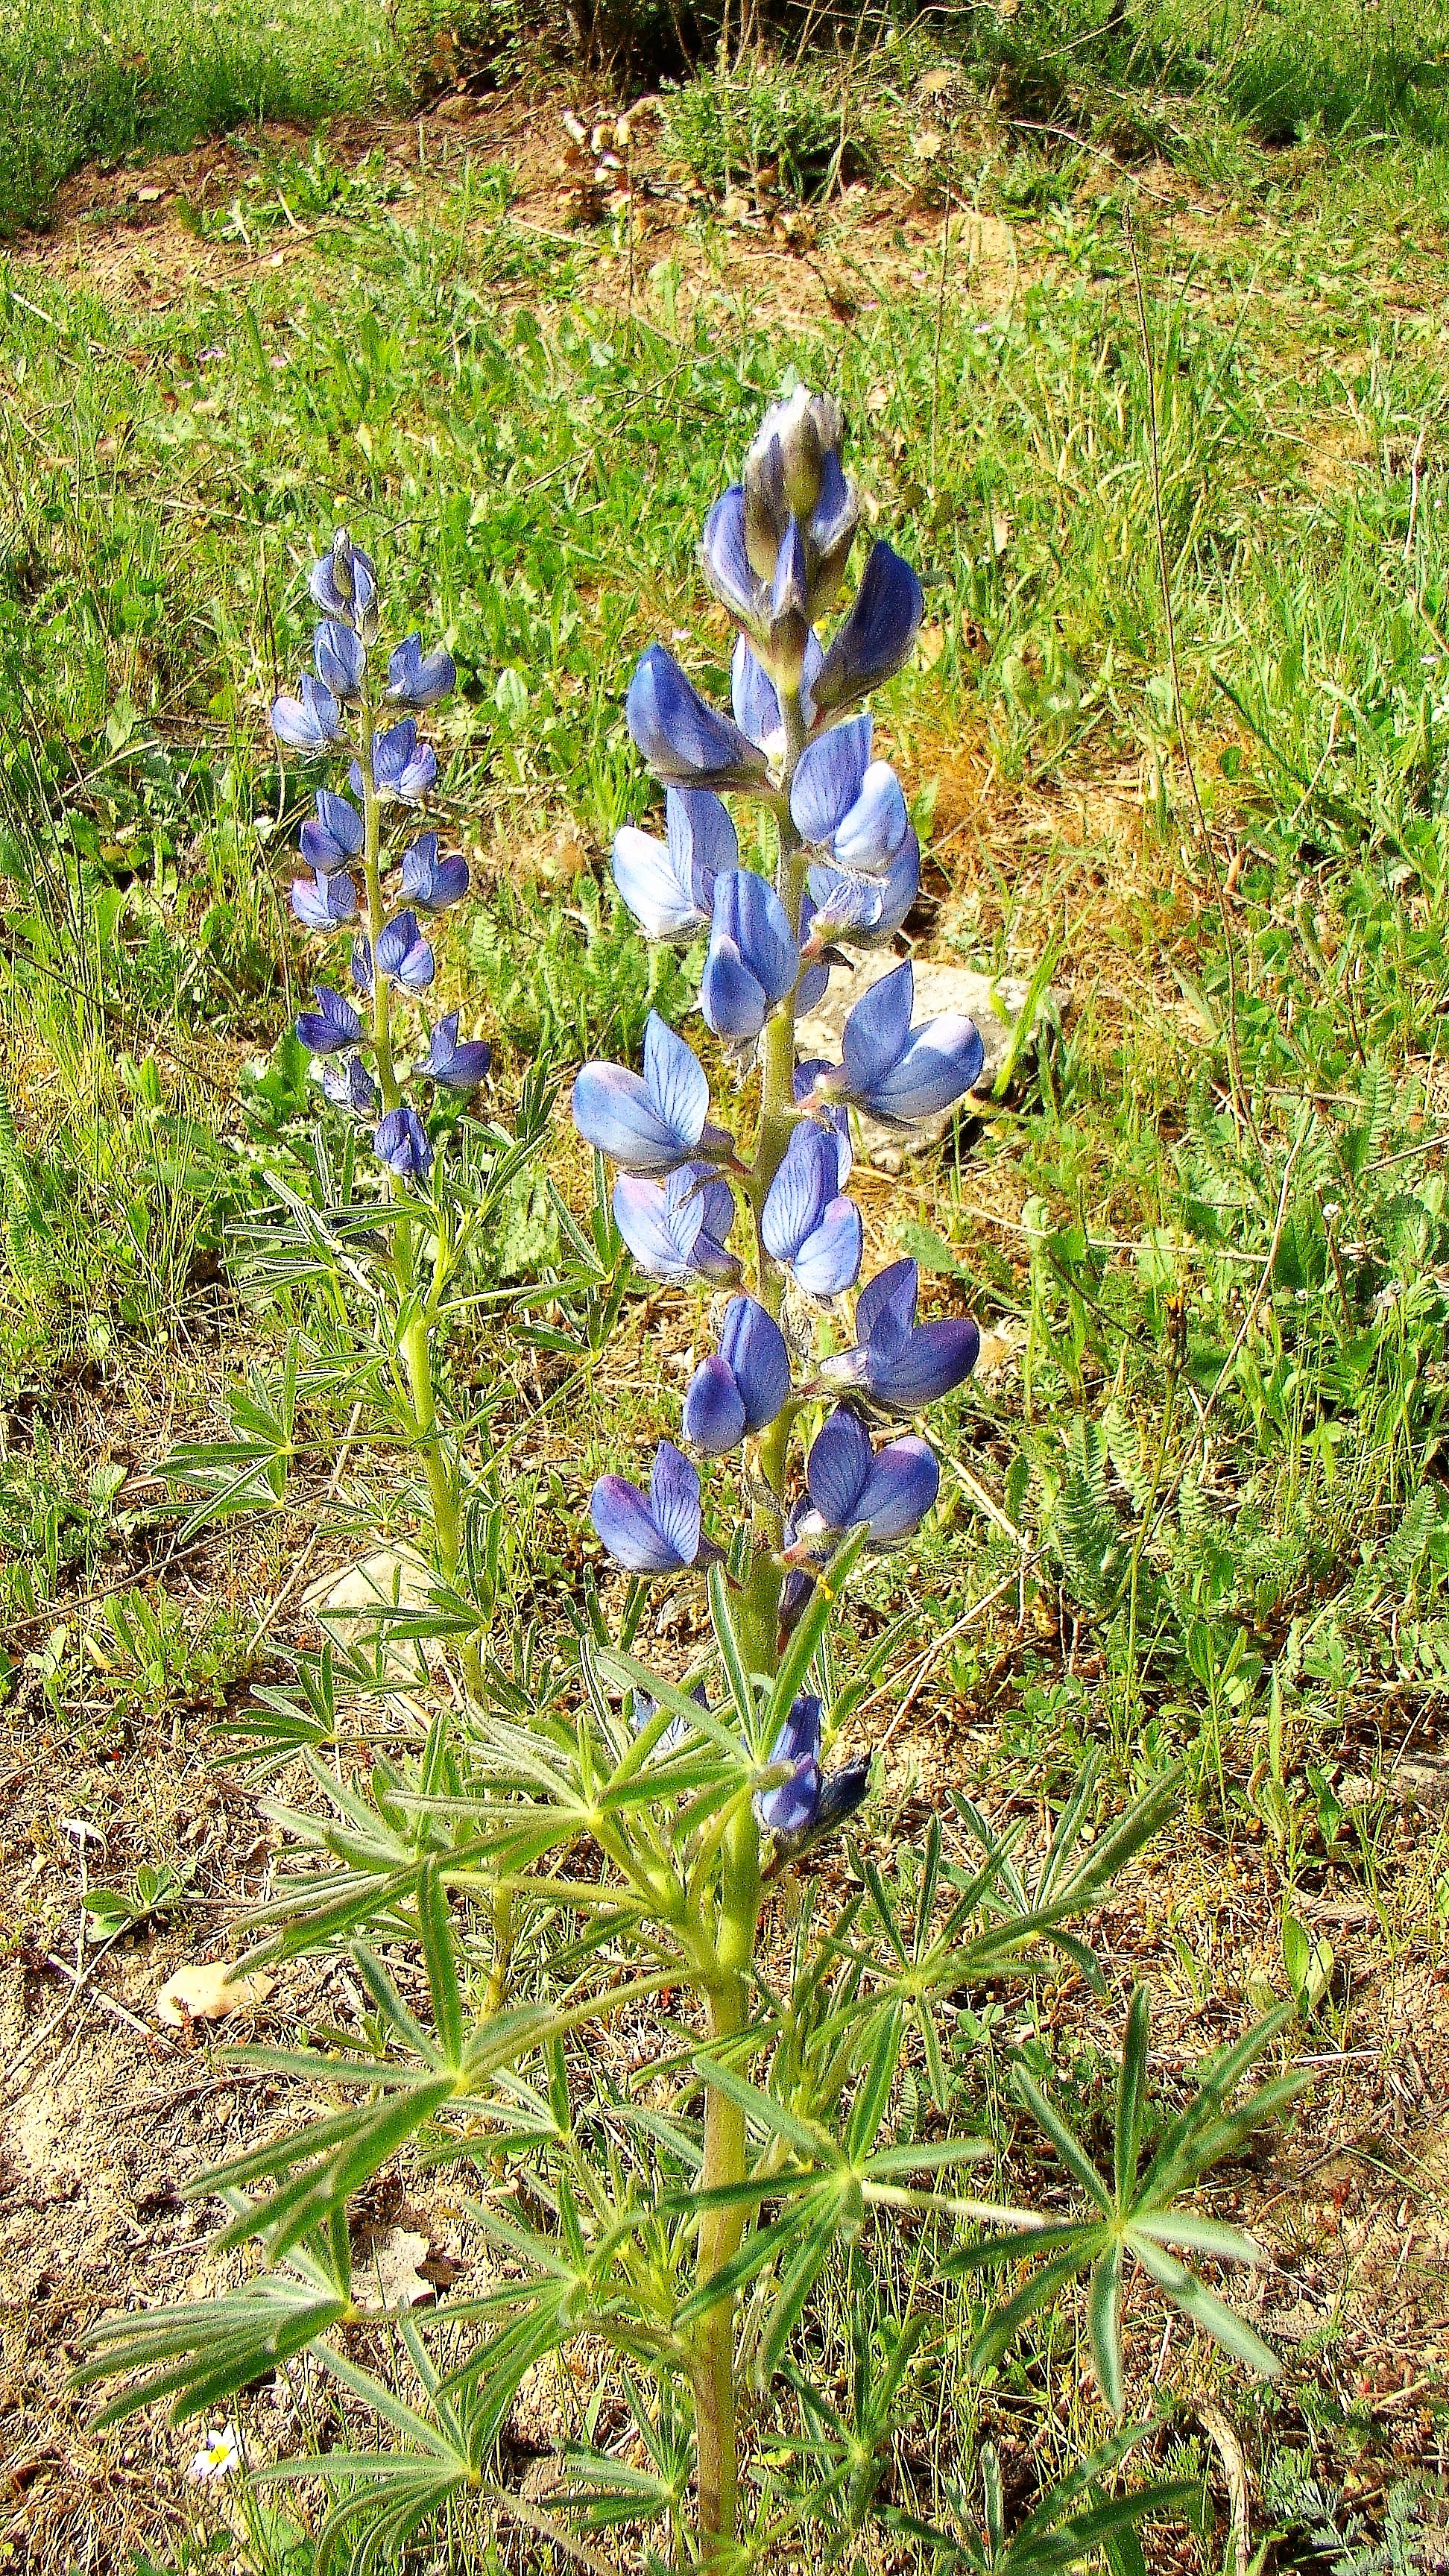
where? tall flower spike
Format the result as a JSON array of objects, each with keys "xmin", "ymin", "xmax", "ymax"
[
  {"xmin": 626, "ymin": 645, "xmax": 770, "ymax": 793},
  {"xmin": 296, "ymin": 985, "xmax": 363, "ymax": 1055},
  {"xmin": 300, "ymin": 789, "xmax": 363, "ymax": 875},
  {"xmin": 612, "ymin": 1164, "xmax": 739, "ymax": 1285},
  {"xmin": 400, "ymin": 835, "xmax": 469, "ymax": 912},
  {"xmin": 760, "ymin": 1123, "xmax": 862, "ymax": 1298},
  {"xmin": 271, "ymin": 675, "xmax": 340, "ymax": 755},
  {"xmin": 418, "ymin": 1013, "xmax": 491, "ymax": 1095},
  {"xmin": 683, "ymin": 1295, "xmax": 792, "ymax": 1454},
  {"xmin": 824, "ymin": 1259, "xmax": 981, "ymax": 1412},
  {"xmin": 612, "ymin": 787, "xmax": 739, "ymax": 941},
  {"xmin": 818, "ymin": 961, "xmax": 984, "ymax": 1126},
  {"xmin": 387, "ymin": 634, "xmax": 455, "ymax": 707},
  {"xmin": 590, "ymin": 1442, "xmax": 716, "ymax": 1575},
  {"xmin": 801, "ymin": 1407, "xmax": 939, "ymax": 1544},
  {"xmin": 812, "ymin": 541, "xmax": 924, "ymax": 717},
  {"xmin": 573, "ymin": 1012, "xmax": 725, "ymax": 1176},
  {"xmin": 700, "ymin": 868, "xmax": 801, "ymax": 1044}
]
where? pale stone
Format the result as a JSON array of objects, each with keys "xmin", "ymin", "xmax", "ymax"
[
  {"xmin": 796, "ymin": 954, "xmax": 1038, "ymax": 1174},
  {"xmin": 305, "ymin": 1547, "xmax": 436, "ymax": 1680}
]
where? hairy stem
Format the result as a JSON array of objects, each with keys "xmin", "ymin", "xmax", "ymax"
[
  {"xmin": 692, "ymin": 1803, "xmax": 760, "ymax": 2569},
  {"xmin": 738, "ymin": 685, "xmax": 812, "ymax": 1667}
]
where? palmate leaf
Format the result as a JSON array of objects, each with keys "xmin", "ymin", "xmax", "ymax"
[
  {"xmin": 74, "ymin": 2220, "xmax": 352, "ymax": 2425},
  {"xmin": 888, "ymin": 2428, "xmax": 1198, "ymax": 2572},
  {"xmin": 951, "ymin": 1987, "xmax": 1302, "ymax": 2408}
]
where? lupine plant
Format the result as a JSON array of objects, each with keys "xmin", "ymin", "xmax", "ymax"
[
  {"xmin": 80, "ymin": 397, "xmax": 1292, "ymax": 2575},
  {"xmin": 273, "ymin": 534, "xmax": 486, "ymax": 1600}
]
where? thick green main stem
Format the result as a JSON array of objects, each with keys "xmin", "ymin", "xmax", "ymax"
[
  {"xmin": 691, "ymin": 681, "xmax": 812, "ymax": 2562},
  {"xmin": 691, "ymin": 1804, "xmax": 760, "ymax": 2568}
]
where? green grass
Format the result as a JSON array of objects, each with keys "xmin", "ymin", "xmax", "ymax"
[
  {"xmin": 3, "ymin": 22, "xmax": 1449, "ymax": 2573},
  {"xmin": 0, "ymin": 0, "xmax": 415, "ymax": 235}
]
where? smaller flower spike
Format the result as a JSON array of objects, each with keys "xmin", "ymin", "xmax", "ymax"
[
  {"xmin": 824, "ymin": 1258, "xmax": 980, "ymax": 1412},
  {"xmin": 612, "ymin": 787, "xmax": 739, "ymax": 941},
  {"xmin": 353, "ymin": 718, "xmax": 436, "ymax": 806},
  {"xmin": 309, "ymin": 531, "xmax": 378, "ymax": 638},
  {"xmin": 813, "ymin": 540, "xmax": 924, "ymax": 716},
  {"xmin": 760, "ymin": 1122, "xmax": 862, "ymax": 1298},
  {"xmin": 626, "ymin": 645, "xmax": 769, "ymax": 793},
  {"xmin": 296, "ymin": 985, "xmax": 363, "ymax": 1055},
  {"xmin": 590, "ymin": 1441, "xmax": 716, "ymax": 1575},
  {"xmin": 320, "ymin": 1053, "xmax": 380, "ymax": 1118},
  {"xmin": 418, "ymin": 1012, "xmax": 491, "ymax": 1094},
  {"xmin": 400, "ymin": 834, "xmax": 469, "ymax": 912},
  {"xmin": 613, "ymin": 1165, "xmax": 739, "ymax": 1286},
  {"xmin": 818, "ymin": 961, "xmax": 984, "ymax": 1126},
  {"xmin": 387, "ymin": 634, "xmax": 455, "ymax": 707},
  {"xmin": 754, "ymin": 1693, "xmax": 822, "ymax": 1838},
  {"xmin": 701, "ymin": 868, "xmax": 801, "ymax": 1043},
  {"xmin": 800, "ymin": 1407, "xmax": 939, "ymax": 1544},
  {"xmin": 573, "ymin": 1012, "xmax": 724, "ymax": 1176},
  {"xmin": 300, "ymin": 789, "xmax": 363, "ymax": 875},
  {"xmin": 271, "ymin": 675, "xmax": 340, "ymax": 755},
  {"xmin": 373, "ymin": 1105, "xmax": 434, "ymax": 1182},
  {"xmin": 683, "ymin": 1295, "xmax": 792, "ymax": 1453},
  {"xmin": 314, "ymin": 619, "xmax": 365, "ymax": 702},
  {"xmin": 291, "ymin": 868, "xmax": 359, "ymax": 931}
]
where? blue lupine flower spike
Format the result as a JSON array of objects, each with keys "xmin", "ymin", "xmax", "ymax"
[
  {"xmin": 590, "ymin": 1442, "xmax": 719, "ymax": 1575},
  {"xmin": 573, "ymin": 1013, "xmax": 727, "ymax": 1177},
  {"xmin": 683, "ymin": 1295, "xmax": 792, "ymax": 1454},
  {"xmin": 373, "ymin": 1105, "xmax": 433, "ymax": 1183},
  {"xmin": 297, "ymin": 985, "xmax": 364, "ymax": 1055},
  {"xmin": 419, "ymin": 1013, "xmax": 491, "ymax": 1096}
]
